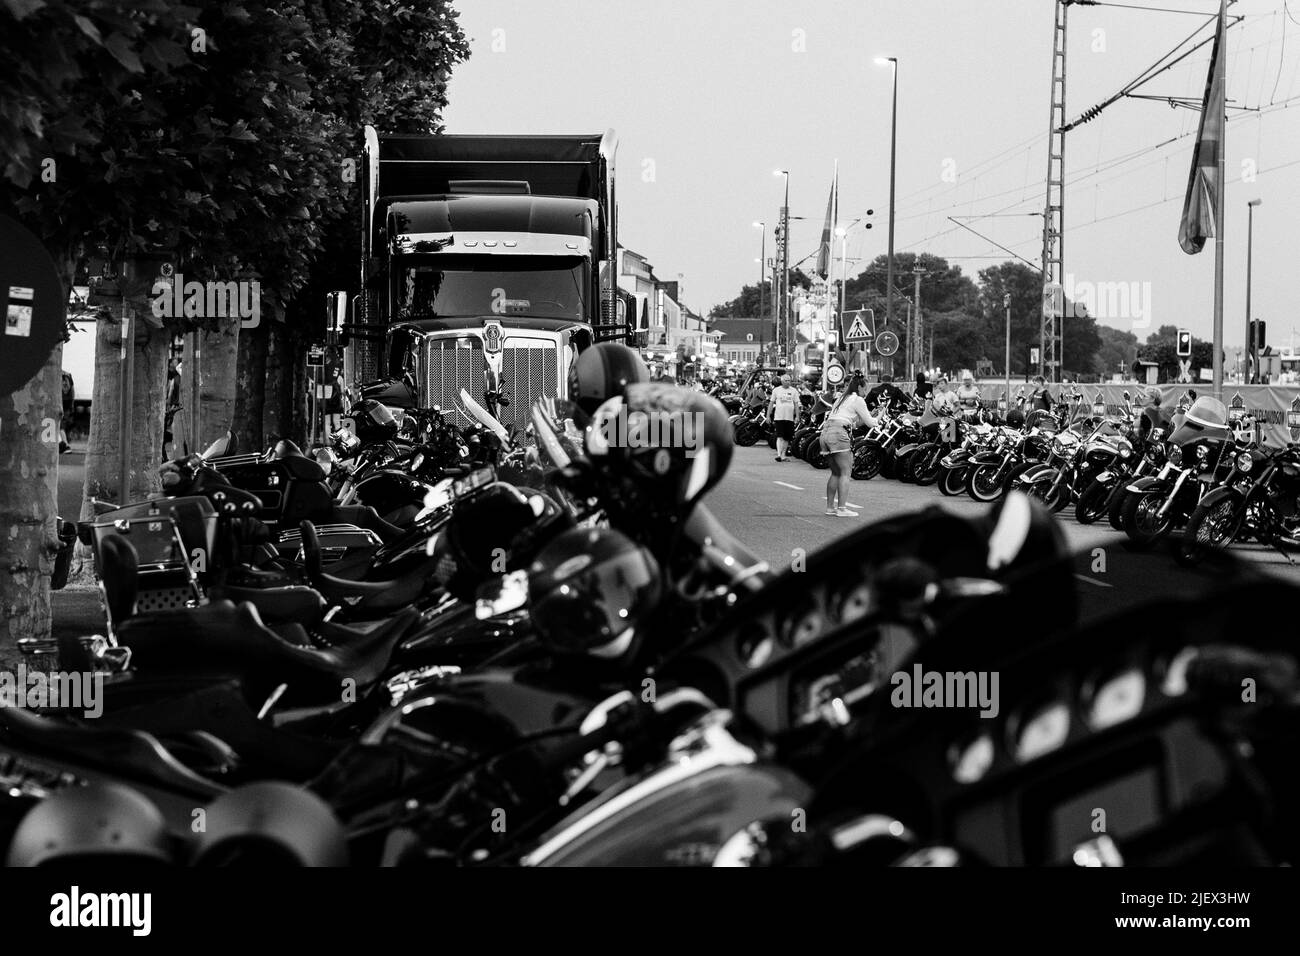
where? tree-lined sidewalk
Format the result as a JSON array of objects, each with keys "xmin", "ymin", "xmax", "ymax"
[{"xmin": 0, "ymin": 0, "xmax": 470, "ymax": 652}]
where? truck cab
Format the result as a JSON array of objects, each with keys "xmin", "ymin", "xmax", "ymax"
[{"xmin": 341, "ymin": 129, "xmax": 628, "ymax": 432}]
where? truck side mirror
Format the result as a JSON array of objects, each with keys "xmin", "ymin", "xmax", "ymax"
[{"xmin": 326, "ymin": 291, "xmax": 347, "ymax": 336}]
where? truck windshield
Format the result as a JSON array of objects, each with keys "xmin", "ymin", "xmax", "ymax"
[{"xmin": 393, "ymin": 254, "xmax": 587, "ymax": 321}]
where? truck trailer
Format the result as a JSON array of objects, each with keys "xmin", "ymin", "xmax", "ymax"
[{"xmin": 338, "ymin": 128, "xmax": 631, "ymax": 431}]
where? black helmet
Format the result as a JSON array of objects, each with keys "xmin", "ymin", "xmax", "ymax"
[
  {"xmin": 568, "ymin": 343, "xmax": 650, "ymax": 418},
  {"xmin": 7, "ymin": 783, "xmax": 172, "ymax": 867},
  {"xmin": 348, "ymin": 399, "xmax": 399, "ymax": 445},
  {"xmin": 584, "ymin": 384, "xmax": 733, "ymax": 547},
  {"xmin": 190, "ymin": 782, "xmax": 348, "ymax": 867},
  {"xmin": 527, "ymin": 526, "xmax": 662, "ymax": 659},
  {"xmin": 446, "ymin": 482, "xmax": 540, "ymax": 578}
]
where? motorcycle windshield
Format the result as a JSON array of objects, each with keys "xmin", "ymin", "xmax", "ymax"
[{"xmin": 1169, "ymin": 396, "xmax": 1232, "ymax": 447}]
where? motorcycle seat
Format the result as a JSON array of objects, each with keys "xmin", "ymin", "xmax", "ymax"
[
  {"xmin": 0, "ymin": 703, "xmax": 226, "ymax": 800},
  {"xmin": 115, "ymin": 599, "xmax": 421, "ymax": 703},
  {"xmin": 207, "ymin": 584, "xmax": 327, "ymax": 625}
]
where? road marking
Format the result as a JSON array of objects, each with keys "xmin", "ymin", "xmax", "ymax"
[
  {"xmin": 1074, "ymin": 573, "xmax": 1113, "ymax": 589},
  {"xmin": 773, "ymin": 481, "xmax": 804, "ymax": 491}
]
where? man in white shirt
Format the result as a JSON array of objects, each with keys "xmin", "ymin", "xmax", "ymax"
[{"xmin": 768, "ymin": 374, "xmax": 801, "ymax": 461}]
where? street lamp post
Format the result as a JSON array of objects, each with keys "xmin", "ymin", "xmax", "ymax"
[
  {"xmin": 1247, "ymin": 198, "xmax": 1262, "ymax": 383},
  {"xmin": 1004, "ymin": 293, "xmax": 1012, "ymax": 409},
  {"xmin": 774, "ymin": 169, "xmax": 790, "ymax": 362},
  {"xmin": 876, "ymin": 57, "xmax": 899, "ymax": 371}
]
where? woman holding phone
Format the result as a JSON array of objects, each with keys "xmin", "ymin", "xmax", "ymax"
[{"xmin": 819, "ymin": 375, "xmax": 879, "ymax": 516}]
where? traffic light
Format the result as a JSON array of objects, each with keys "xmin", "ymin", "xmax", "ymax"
[
  {"xmin": 1250, "ymin": 320, "xmax": 1266, "ymax": 350},
  {"xmin": 1176, "ymin": 329, "xmax": 1192, "ymax": 357}
]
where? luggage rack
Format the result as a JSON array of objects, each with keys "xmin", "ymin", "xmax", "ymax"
[
  {"xmin": 276, "ymin": 524, "xmax": 383, "ymax": 565},
  {"xmin": 91, "ymin": 516, "xmax": 204, "ymax": 621}
]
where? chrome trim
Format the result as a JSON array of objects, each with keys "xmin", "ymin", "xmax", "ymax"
[
  {"xmin": 521, "ymin": 713, "xmax": 754, "ymax": 866},
  {"xmin": 391, "ymin": 232, "xmax": 592, "ymax": 257}
]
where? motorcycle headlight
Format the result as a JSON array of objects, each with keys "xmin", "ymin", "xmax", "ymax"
[
  {"xmin": 1237, "ymin": 452, "xmax": 1253, "ymax": 473},
  {"xmin": 1119, "ymin": 447, "xmax": 1132, "ymax": 459},
  {"xmin": 1167, "ymin": 444, "xmax": 1182, "ymax": 466},
  {"xmin": 1196, "ymin": 445, "xmax": 1208, "ymax": 460}
]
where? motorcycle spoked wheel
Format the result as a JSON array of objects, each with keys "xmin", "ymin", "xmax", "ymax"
[
  {"xmin": 1074, "ymin": 478, "xmax": 1112, "ymax": 525},
  {"xmin": 1002, "ymin": 461, "xmax": 1039, "ymax": 496},
  {"xmin": 852, "ymin": 445, "xmax": 883, "ymax": 481},
  {"xmin": 966, "ymin": 462, "xmax": 1007, "ymax": 502},
  {"xmin": 937, "ymin": 466, "xmax": 968, "ymax": 497},
  {"xmin": 1121, "ymin": 488, "xmax": 1176, "ymax": 549},
  {"xmin": 911, "ymin": 445, "xmax": 945, "ymax": 486},
  {"xmin": 1030, "ymin": 471, "xmax": 1072, "ymax": 514},
  {"xmin": 1174, "ymin": 495, "xmax": 1243, "ymax": 567},
  {"xmin": 733, "ymin": 423, "xmax": 758, "ymax": 447}
]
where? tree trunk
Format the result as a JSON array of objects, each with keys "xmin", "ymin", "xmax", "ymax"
[
  {"xmin": 80, "ymin": 307, "xmax": 168, "ymax": 516},
  {"xmin": 263, "ymin": 320, "xmax": 286, "ymax": 443},
  {"xmin": 233, "ymin": 319, "xmax": 266, "ymax": 453},
  {"xmin": 197, "ymin": 321, "xmax": 240, "ymax": 450},
  {"xmin": 0, "ymin": 345, "xmax": 63, "ymax": 661}
]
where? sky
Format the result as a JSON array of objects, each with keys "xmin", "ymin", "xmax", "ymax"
[{"xmin": 442, "ymin": 0, "xmax": 1300, "ymax": 354}]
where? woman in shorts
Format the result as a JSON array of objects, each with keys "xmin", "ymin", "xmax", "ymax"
[{"xmin": 820, "ymin": 376, "xmax": 878, "ymax": 516}]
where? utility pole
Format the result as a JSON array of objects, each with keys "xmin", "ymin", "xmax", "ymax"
[
  {"xmin": 911, "ymin": 263, "xmax": 925, "ymax": 381},
  {"xmin": 1041, "ymin": 0, "xmax": 1069, "ymax": 384}
]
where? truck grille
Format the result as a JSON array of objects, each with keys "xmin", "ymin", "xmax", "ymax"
[
  {"xmin": 423, "ymin": 340, "xmax": 485, "ymax": 425},
  {"xmin": 420, "ymin": 336, "xmax": 558, "ymax": 430},
  {"xmin": 498, "ymin": 342, "xmax": 559, "ymax": 429}
]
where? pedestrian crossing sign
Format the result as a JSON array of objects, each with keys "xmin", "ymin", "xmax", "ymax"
[{"xmin": 845, "ymin": 315, "xmax": 873, "ymax": 342}]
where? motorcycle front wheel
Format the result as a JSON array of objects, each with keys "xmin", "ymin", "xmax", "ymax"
[
  {"xmin": 1122, "ymin": 488, "xmax": 1174, "ymax": 548},
  {"xmin": 938, "ymin": 466, "xmax": 967, "ymax": 497},
  {"xmin": 734, "ymin": 423, "xmax": 758, "ymax": 447},
  {"xmin": 1074, "ymin": 478, "xmax": 1111, "ymax": 525},
  {"xmin": 1175, "ymin": 494, "xmax": 1243, "ymax": 566},
  {"xmin": 967, "ymin": 462, "xmax": 1006, "ymax": 502},
  {"xmin": 912, "ymin": 444, "xmax": 944, "ymax": 486},
  {"xmin": 852, "ymin": 444, "xmax": 883, "ymax": 480}
]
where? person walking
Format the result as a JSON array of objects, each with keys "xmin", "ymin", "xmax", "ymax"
[
  {"xmin": 768, "ymin": 374, "xmax": 801, "ymax": 462},
  {"xmin": 819, "ymin": 377, "xmax": 878, "ymax": 517}
]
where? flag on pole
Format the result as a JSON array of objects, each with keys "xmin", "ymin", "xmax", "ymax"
[
  {"xmin": 816, "ymin": 163, "xmax": 838, "ymax": 278},
  {"xmin": 1178, "ymin": 0, "xmax": 1228, "ymax": 255}
]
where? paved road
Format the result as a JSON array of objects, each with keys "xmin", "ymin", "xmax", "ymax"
[{"xmin": 708, "ymin": 445, "xmax": 1300, "ymax": 625}]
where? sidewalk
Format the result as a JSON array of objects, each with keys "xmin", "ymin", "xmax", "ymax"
[{"xmin": 0, "ymin": 588, "xmax": 107, "ymax": 674}]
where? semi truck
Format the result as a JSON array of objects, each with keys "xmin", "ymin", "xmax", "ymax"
[{"xmin": 335, "ymin": 128, "xmax": 632, "ymax": 431}]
